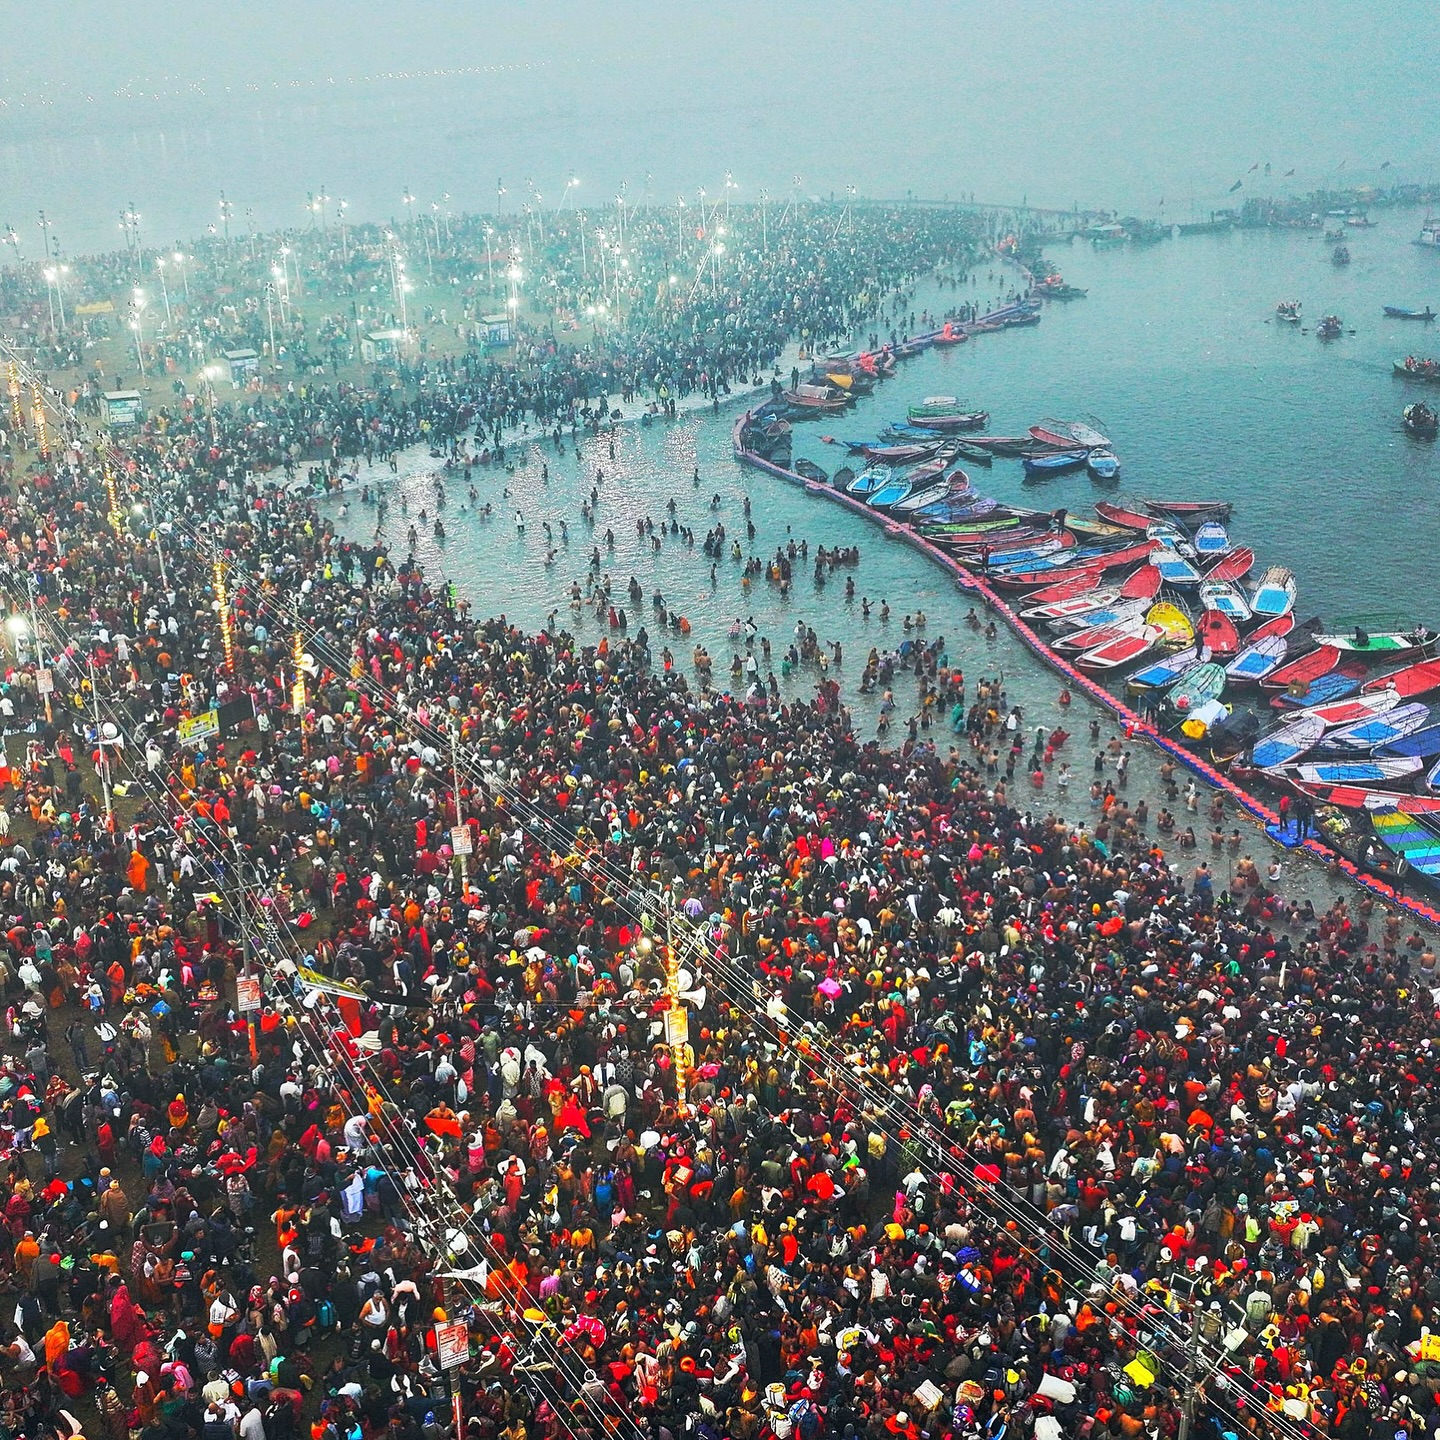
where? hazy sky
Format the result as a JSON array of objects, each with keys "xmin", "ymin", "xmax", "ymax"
[{"xmin": 4, "ymin": 2, "xmax": 1439, "ymax": 252}]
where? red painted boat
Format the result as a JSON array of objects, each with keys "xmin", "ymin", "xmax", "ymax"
[
  {"xmin": 1250, "ymin": 613, "xmax": 1296, "ymax": 641},
  {"xmin": 1292, "ymin": 781, "xmax": 1440, "ymax": 814},
  {"xmin": 1199, "ymin": 608, "xmax": 1241, "ymax": 656},
  {"xmin": 1204, "ymin": 546, "xmax": 1256, "ymax": 582},
  {"xmin": 1262, "ymin": 643, "xmax": 1341, "ymax": 690},
  {"xmin": 1361, "ymin": 657, "xmax": 1440, "ymax": 699},
  {"xmin": 992, "ymin": 539, "xmax": 1160, "ymax": 588},
  {"xmin": 1023, "ymin": 570, "xmax": 1104, "ymax": 605},
  {"xmin": 1119, "ymin": 563, "xmax": 1163, "ymax": 600},
  {"xmin": 1030, "ymin": 424, "xmax": 1076, "ymax": 448},
  {"xmin": 1075, "ymin": 626, "xmax": 1164, "ymax": 672},
  {"xmin": 1094, "ymin": 500, "xmax": 1153, "ymax": 530}
]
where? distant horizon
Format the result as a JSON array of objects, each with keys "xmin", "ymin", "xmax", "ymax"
[{"xmin": 5, "ymin": 1, "xmax": 1439, "ymax": 253}]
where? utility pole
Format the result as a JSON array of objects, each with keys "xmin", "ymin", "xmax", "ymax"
[
  {"xmin": 87, "ymin": 658, "xmax": 114, "ymax": 829},
  {"xmin": 1176, "ymin": 1288, "xmax": 1201, "ymax": 1440},
  {"xmin": 449, "ymin": 718, "xmax": 468, "ymax": 883},
  {"xmin": 27, "ymin": 572, "xmax": 52, "ymax": 724}
]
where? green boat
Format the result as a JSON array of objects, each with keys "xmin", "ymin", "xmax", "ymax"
[
  {"xmin": 1166, "ymin": 661, "xmax": 1227, "ymax": 710},
  {"xmin": 1319, "ymin": 614, "xmax": 1439, "ymax": 656}
]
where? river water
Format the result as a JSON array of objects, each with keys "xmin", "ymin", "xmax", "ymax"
[{"xmin": 320, "ymin": 209, "xmax": 1440, "ymax": 923}]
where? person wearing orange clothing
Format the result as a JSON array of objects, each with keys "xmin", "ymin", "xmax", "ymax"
[{"xmin": 126, "ymin": 848, "xmax": 150, "ymax": 893}]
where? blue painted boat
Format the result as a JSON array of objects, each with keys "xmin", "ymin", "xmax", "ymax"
[
  {"xmin": 1194, "ymin": 521, "xmax": 1230, "ymax": 557},
  {"xmin": 1380, "ymin": 724, "xmax": 1440, "ymax": 759},
  {"xmin": 1287, "ymin": 756, "xmax": 1424, "ymax": 785},
  {"xmin": 1086, "ymin": 449, "xmax": 1121, "ymax": 480},
  {"xmin": 1127, "ymin": 645, "xmax": 1203, "ymax": 691},
  {"xmin": 1022, "ymin": 450, "xmax": 1088, "ymax": 476},
  {"xmin": 1253, "ymin": 714, "xmax": 1326, "ymax": 770},
  {"xmin": 916, "ymin": 495, "xmax": 998, "ymax": 522},
  {"xmin": 1226, "ymin": 633, "xmax": 1288, "ymax": 684},
  {"xmin": 1326, "ymin": 702, "xmax": 1431, "ymax": 751},
  {"xmin": 989, "ymin": 543, "xmax": 1100, "ymax": 574},
  {"xmin": 868, "ymin": 478, "xmax": 913, "ymax": 510},
  {"xmin": 1153, "ymin": 549, "xmax": 1202, "ymax": 587},
  {"xmin": 1250, "ymin": 566, "xmax": 1297, "ymax": 619},
  {"xmin": 1273, "ymin": 670, "xmax": 1365, "ymax": 709},
  {"xmin": 846, "ymin": 468, "xmax": 888, "ymax": 497}
]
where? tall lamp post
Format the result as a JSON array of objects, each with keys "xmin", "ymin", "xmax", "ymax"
[{"xmin": 130, "ymin": 289, "xmax": 148, "ymax": 377}]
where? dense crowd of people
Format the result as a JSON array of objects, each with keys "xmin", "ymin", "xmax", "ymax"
[{"xmin": 0, "ymin": 202, "xmax": 1437, "ymax": 1440}]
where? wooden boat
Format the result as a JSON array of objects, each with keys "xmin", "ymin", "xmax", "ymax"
[
  {"xmin": 1385, "ymin": 306, "xmax": 1436, "ymax": 320},
  {"xmin": 944, "ymin": 525, "xmax": 1053, "ymax": 551},
  {"xmin": 1366, "ymin": 809, "xmax": 1440, "ymax": 877},
  {"xmin": 964, "ymin": 436, "xmax": 1033, "ymax": 455},
  {"xmin": 1094, "ymin": 500, "xmax": 1153, "ymax": 530},
  {"xmin": 1199, "ymin": 579, "xmax": 1252, "ymax": 624},
  {"xmin": 1362, "ymin": 657, "xmax": 1440, "ymax": 699},
  {"xmin": 868, "ymin": 477, "xmax": 913, "ymax": 509},
  {"xmin": 1250, "ymin": 566, "xmax": 1296, "ymax": 618},
  {"xmin": 1075, "ymin": 627, "xmax": 1162, "ymax": 672},
  {"xmin": 990, "ymin": 542, "xmax": 1132, "ymax": 577},
  {"xmin": 1022, "ymin": 450, "xmax": 1088, "ymax": 476},
  {"xmin": 1086, "ymin": 449, "xmax": 1121, "ymax": 480},
  {"xmin": 1379, "ymin": 724, "xmax": 1440, "ymax": 759},
  {"xmin": 1272, "ymin": 666, "xmax": 1367, "ymax": 710},
  {"xmin": 1315, "ymin": 621, "xmax": 1439, "ymax": 656},
  {"xmin": 1198, "ymin": 608, "xmax": 1241, "ymax": 656},
  {"xmin": 1317, "ymin": 315, "xmax": 1344, "ymax": 340},
  {"xmin": 1394, "ymin": 358, "xmax": 1440, "ymax": 383},
  {"xmin": 959, "ymin": 538, "xmax": 1069, "ymax": 569},
  {"xmin": 1119, "ymin": 564, "xmax": 1164, "ymax": 600},
  {"xmin": 1281, "ymin": 688, "xmax": 1402, "ymax": 730},
  {"xmin": 793, "ymin": 458, "xmax": 829, "ymax": 485},
  {"xmin": 1023, "ymin": 570, "xmax": 1105, "ymax": 605},
  {"xmin": 930, "ymin": 323, "xmax": 967, "ymax": 346},
  {"xmin": 784, "ymin": 383, "xmax": 848, "ymax": 412},
  {"xmin": 915, "ymin": 495, "xmax": 999, "ymax": 522},
  {"xmin": 1054, "ymin": 610, "xmax": 1154, "ymax": 653},
  {"xmin": 1167, "ymin": 661, "xmax": 1227, "ymax": 711},
  {"xmin": 1208, "ymin": 709, "xmax": 1263, "ymax": 764},
  {"xmin": 860, "ymin": 442, "xmax": 946, "ymax": 463},
  {"xmin": 1020, "ymin": 587, "xmax": 1123, "ymax": 621},
  {"xmin": 1251, "ymin": 612, "xmax": 1298, "ymax": 642},
  {"xmin": 891, "ymin": 479, "xmax": 958, "ymax": 514},
  {"xmin": 1252, "ymin": 714, "xmax": 1326, "ymax": 770},
  {"xmin": 1128, "ymin": 645, "xmax": 1204, "ymax": 691},
  {"xmin": 992, "ymin": 539, "xmax": 1160, "ymax": 588},
  {"xmin": 1145, "ymin": 601, "xmax": 1195, "ymax": 649},
  {"xmin": 1263, "ymin": 643, "xmax": 1341, "ymax": 690},
  {"xmin": 1176, "ymin": 696, "xmax": 1230, "ymax": 740},
  {"xmin": 1143, "ymin": 497, "xmax": 1233, "ymax": 521},
  {"xmin": 1029, "ymin": 424, "xmax": 1077, "ymax": 448},
  {"xmin": 1404, "ymin": 401, "xmax": 1439, "ymax": 438},
  {"xmin": 1292, "ymin": 781, "xmax": 1440, "ymax": 814},
  {"xmin": 909, "ymin": 410, "xmax": 988, "ymax": 431},
  {"xmin": 1332, "ymin": 245, "xmax": 1351, "ymax": 266},
  {"xmin": 1066, "ymin": 517, "xmax": 1135, "ymax": 541},
  {"xmin": 846, "ymin": 469, "xmax": 888, "ymax": 497},
  {"xmin": 1284, "ymin": 756, "xmax": 1423, "ymax": 786},
  {"xmin": 1153, "ymin": 549, "xmax": 1202, "ymax": 588},
  {"xmin": 1204, "ymin": 546, "xmax": 1256, "ymax": 582},
  {"xmin": 1275, "ymin": 300, "xmax": 1302, "ymax": 323},
  {"xmin": 1193, "ymin": 522, "xmax": 1230, "ymax": 557},
  {"xmin": 1226, "ymin": 632, "xmax": 1290, "ymax": 685},
  {"xmin": 1326, "ymin": 702, "xmax": 1431, "ymax": 751}
]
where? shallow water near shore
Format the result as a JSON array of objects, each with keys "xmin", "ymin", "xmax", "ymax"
[{"xmin": 322, "ymin": 211, "xmax": 1440, "ymax": 928}]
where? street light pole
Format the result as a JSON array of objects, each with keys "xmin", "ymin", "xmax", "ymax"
[
  {"xmin": 156, "ymin": 257, "xmax": 172, "ymax": 326},
  {"xmin": 27, "ymin": 572, "xmax": 52, "ymax": 725}
]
